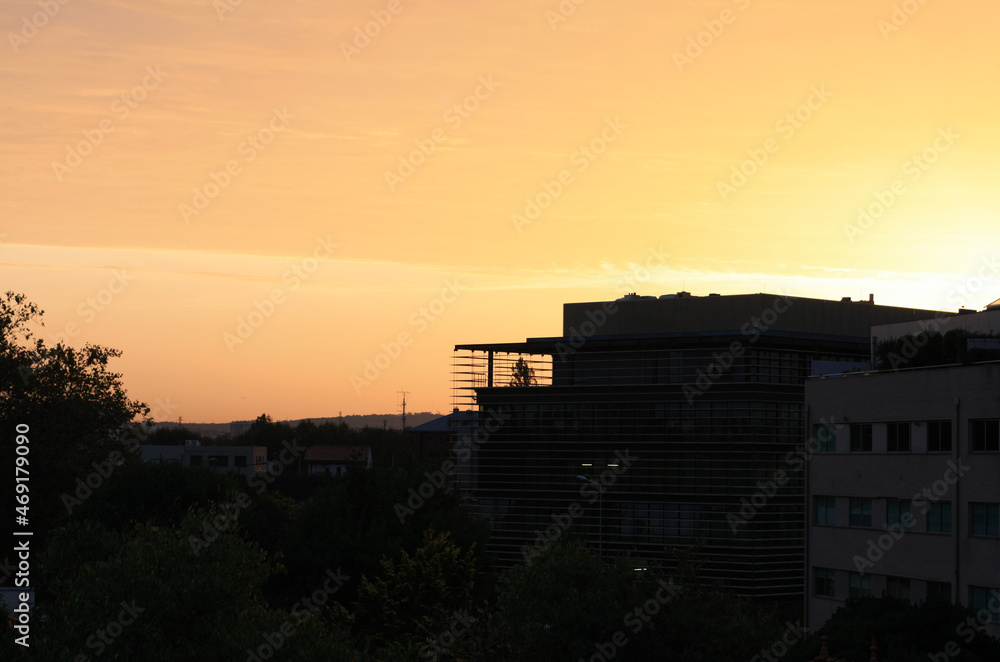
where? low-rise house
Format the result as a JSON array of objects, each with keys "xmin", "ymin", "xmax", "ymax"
[
  {"xmin": 140, "ymin": 443, "xmax": 267, "ymax": 476},
  {"xmin": 304, "ymin": 445, "xmax": 372, "ymax": 477}
]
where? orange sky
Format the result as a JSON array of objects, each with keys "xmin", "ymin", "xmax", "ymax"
[{"xmin": 2, "ymin": 0, "xmax": 999, "ymax": 423}]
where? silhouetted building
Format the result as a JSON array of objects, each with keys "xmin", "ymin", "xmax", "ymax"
[
  {"xmin": 452, "ymin": 292, "xmax": 945, "ymax": 603},
  {"xmin": 304, "ymin": 445, "xmax": 372, "ymax": 477},
  {"xmin": 408, "ymin": 412, "xmax": 460, "ymax": 464}
]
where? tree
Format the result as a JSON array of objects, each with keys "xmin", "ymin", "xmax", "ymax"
[
  {"xmin": 508, "ymin": 357, "xmax": 535, "ymax": 387},
  {"xmin": 0, "ymin": 291, "xmax": 148, "ymax": 542},
  {"xmin": 32, "ymin": 512, "xmax": 338, "ymax": 661},
  {"xmin": 799, "ymin": 596, "xmax": 1000, "ymax": 662},
  {"xmin": 350, "ymin": 529, "xmax": 477, "ymax": 648},
  {"xmin": 491, "ymin": 538, "xmax": 786, "ymax": 662}
]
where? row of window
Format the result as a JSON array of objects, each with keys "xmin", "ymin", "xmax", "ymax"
[
  {"xmin": 188, "ymin": 454, "xmax": 251, "ymax": 468},
  {"xmin": 812, "ymin": 569, "xmax": 999, "ymax": 621},
  {"xmin": 814, "ymin": 497, "xmax": 1000, "ymax": 536},
  {"xmin": 814, "ymin": 419, "xmax": 1000, "ymax": 453}
]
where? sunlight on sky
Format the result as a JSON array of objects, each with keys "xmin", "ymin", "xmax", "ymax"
[{"xmin": 2, "ymin": 0, "xmax": 999, "ymax": 421}]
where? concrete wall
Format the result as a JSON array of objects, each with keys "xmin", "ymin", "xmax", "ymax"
[{"xmin": 806, "ymin": 364, "xmax": 1000, "ymax": 638}]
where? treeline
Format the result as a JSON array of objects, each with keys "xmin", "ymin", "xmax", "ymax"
[
  {"xmin": 876, "ymin": 329, "xmax": 1000, "ymax": 371},
  {"xmin": 145, "ymin": 414, "xmax": 414, "ymax": 470}
]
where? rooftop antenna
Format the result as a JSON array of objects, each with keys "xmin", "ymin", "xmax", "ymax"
[{"xmin": 398, "ymin": 390, "xmax": 410, "ymax": 430}]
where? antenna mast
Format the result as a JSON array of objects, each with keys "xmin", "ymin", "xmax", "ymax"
[{"xmin": 398, "ymin": 391, "xmax": 410, "ymax": 430}]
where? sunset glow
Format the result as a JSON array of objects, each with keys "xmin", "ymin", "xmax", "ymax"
[{"xmin": 3, "ymin": 0, "xmax": 999, "ymax": 421}]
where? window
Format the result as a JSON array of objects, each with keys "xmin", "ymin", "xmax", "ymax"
[
  {"xmin": 235, "ymin": 456, "xmax": 247, "ymax": 468},
  {"xmin": 189, "ymin": 455, "xmax": 202, "ymax": 467},
  {"xmin": 849, "ymin": 572, "xmax": 872, "ymax": 598},
  {"xmin": 885, "ymin": 576, "xmax": 911, "ymax": 601},
  {"xmin": 255, "ymin": 455, "xmax": 265, "ymax": 466},
  {"xmin": 815, "ymin": 568, "xmax": 835, "ymax": 597},
  {"xmin": 850, "ymin": 423, "xmax": 872, "ymax": 452},
  {"xmin": 886, "ymin": 499, "xmax": 913, "ymax": 529},
  {"xmin": 479, "ymin": 498, "xmax": 511, "ymax": 530},
  {"xmin": 927, "ymin": 502, "xmax": 952, "ymax": 533},
  {"xmin": 927, "ymin": 420, "xmax": 952, "ymax": 452},
  {"xmin": 969, "ymin": 586, "xmax": 1000, "ymax": 622},
  {"xmin": 927, "ymin": 581, "xmax": 951, "ymax": 601},
  {"xmin": 887, "ymin": 423, "xmax": 911, "ymax": 452},
  {"xmin": 813, "ymin": 423, "xmax": 837, "ymax": 452},
  {"xmin": 815, "ymin": 496, "xmax": 836, "ymax": 526},
  {"xmin": 621, "ymin": 502, "xmax": 652, "ymax": 539},
  {"xmin": 970, "ymin": 503, "xmax": 1000, "ymax": 537},
  {"xmin": 971, "ymin": 419, "xmax": 1000, "ymax": 452},
  {"xmin": 208, "ymin": 455, "xmax": 229, "ymax": 467},
  {"xmin": 849, "ymin": 498, "xmax": 872, "ymax": 527}
]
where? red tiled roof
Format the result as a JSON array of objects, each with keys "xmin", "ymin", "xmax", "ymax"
[{"xmin": 305, "ymin": 445, "xmax": 370, "ymax": 463}]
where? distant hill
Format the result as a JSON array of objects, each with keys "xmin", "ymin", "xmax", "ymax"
[{"xmin": 152, "ymin": 412, "xmax": 446, "ymax": 439}]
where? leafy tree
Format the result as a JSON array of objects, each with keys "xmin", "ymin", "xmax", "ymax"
[
  {"xmin": 492, "ymin": 538, "xmax": 786, "ymax": 662},
  {"xmin": 62, "ymin": 461, "xmax": 241, "ymax": 528},
  {"xmin": 279, "ymin": 464, "xmax": 489, "ymax": 612},
  {"xmin": 0, "ymin": 291, "xmax": 148, "ymax": 546},
  {"xmin": 350, "ymin": 529, "xmax": 477, "ymax": 648},
  {"xmin": 507, "ymin": 357, "xmax": 535, "ymax": 387},
  {"xmin": 797, "ymin": 596, "xmax": 1000, "ymax": 662},
  {"xmin": 33, "ymin": 510, "xmax": 340, "ymax": 661},
  {"xmin": 495, "ymin": 536, "xmax": 640, "ymax": 660},
  {"xmin": 241, "ymin": 413, "xmax": 297, "ymax": 469}
]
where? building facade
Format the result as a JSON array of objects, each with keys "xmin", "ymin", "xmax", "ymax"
[
  {"xmin": 141, "ymin": 443, "xmax": 267, "ymax": 476},
  {"xmin": 453, "ymin": 292, "xmax": 943, "ymax": 603},
  {"xmin": 806, "ymin": 314, "xmax": 1000, "ymax": 635},
  {"xmin": 303, "ymin": 445, "xmax": 373, "ymax": 476}
]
